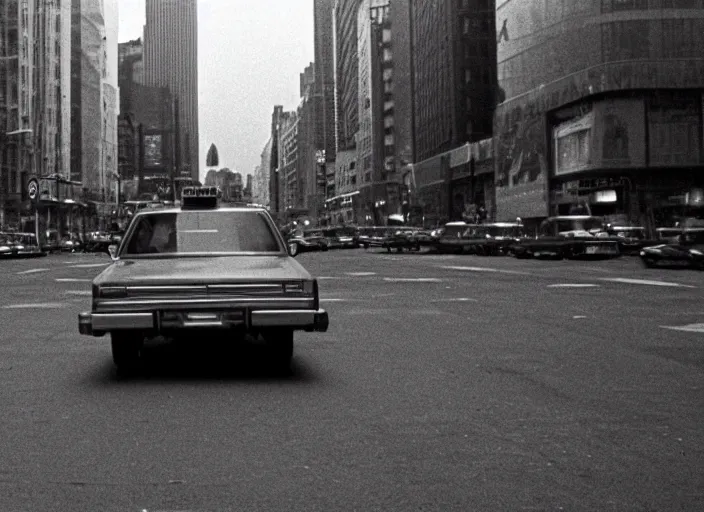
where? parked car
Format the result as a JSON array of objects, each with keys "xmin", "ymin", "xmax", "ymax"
[
  {"xmin": 323, "ymin": 226, "xmax": 359, "ymax": 249},
  {"xmin": 639, "ymin": 229, "xmax": 704, "ymax": 269},
  {"xmin": 286, "ymin": 228, "xmax": 330, "ymax": 256},
  {"xmin": 433, "ymin": 222, "xmax": 482, "ymax": 254},
  {"xmin": 78, "ymin": 186, "xmax": 329, "ymax": 374},
  {"xmin": 0, "ymin": 232, "xmax": 45, "ymax": 258},
  {"xmin": 512, "ymin": 216, "xmax": 620, "ymax": 259},
  {"xmin": 473, "ymin": 222, "xmax": 527, "ymax": 256}
]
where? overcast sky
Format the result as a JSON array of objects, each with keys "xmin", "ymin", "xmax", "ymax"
[{"xmin": 118, "ymin": 0, "xmax": 315, "ymax": 181}]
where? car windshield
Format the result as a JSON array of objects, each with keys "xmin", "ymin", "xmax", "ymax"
[{"xmin": 122, "ymin": 210, "xmax": 281, "ymax": 256}]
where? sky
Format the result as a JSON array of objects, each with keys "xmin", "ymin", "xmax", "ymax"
[{"xmin": 118, "ymin": 0, "xmax": 315, "ymax": 182}]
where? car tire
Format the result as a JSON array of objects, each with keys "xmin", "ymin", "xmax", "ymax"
[
  {"xmin": 111, "ymin": 331, "xmax": 143, "ymax": 374},
  {"xmin": 263, "ymin": 328, "xmax": 294, "ymax": 372},
  {"xmin": 321, "ymin": 243, "xmax": 329, "ymax": 252}
]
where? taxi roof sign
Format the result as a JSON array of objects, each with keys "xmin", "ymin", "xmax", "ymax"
[{"xmin": 181, "ymin": 186, "xmax": 220, "ymax": 209}]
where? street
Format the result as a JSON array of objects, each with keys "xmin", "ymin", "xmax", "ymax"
[{"xmin": 0, "ymin": 250, "xmax": 703, "ymax": 511}]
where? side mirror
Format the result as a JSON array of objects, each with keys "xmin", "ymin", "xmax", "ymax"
[
  {"xmin": 287, "ymin": 242, "xmax": 299, "ymax": 258},
  {"xmin": 108, "ymin": 244, "xmax": 119, "ymax": 261}
]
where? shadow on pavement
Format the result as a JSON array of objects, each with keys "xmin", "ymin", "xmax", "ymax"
[{"xmin": 84, "ymin": 340, "xmax": 319, "ymax": 385}]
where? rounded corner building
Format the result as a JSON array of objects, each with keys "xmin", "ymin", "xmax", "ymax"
[{"xmin": 494, "ymin": 0, "xmax": 704, "ymax": 228}]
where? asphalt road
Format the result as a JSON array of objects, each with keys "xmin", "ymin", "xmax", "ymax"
[{"xmin": 0, "ymin": 250, "xmax": 702, "ymax": 511}]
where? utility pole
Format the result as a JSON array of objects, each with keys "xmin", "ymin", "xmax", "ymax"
[{"xmin": 173, "ymin": 96, "xmax": 181, "ymax": 203}]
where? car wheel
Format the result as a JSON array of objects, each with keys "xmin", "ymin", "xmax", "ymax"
[
  {"xmin": 320, "ymin": 243, "xmax": 329, "ymax": 252},
  {"xmin": 263, "ymin": 328, "xmax": 294, "ymax": 372},
  {"xmin": 288, "ymin": 242, "xmax": 299, "ymax": 257},
  {"xmin": 111, "ymin": 331, "xmax": 143, "ymax": 374}
]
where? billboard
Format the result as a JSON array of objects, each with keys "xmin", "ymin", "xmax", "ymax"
[
  {"xmin": 144, "ymin": 134, "xmax": 163, "ymax": 167},
  {"xmin": 495, "ymin": 99, "xmax": 549, "ymax": 220},
  {"xmin": 648, "ymin": 93, "xmax": 700, "ymax": 166},
  {"xmin": 593, "ymin": 98, "xmax": 646, "ymax": 169}
]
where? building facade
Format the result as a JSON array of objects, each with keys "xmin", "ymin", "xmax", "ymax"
[
  {"xmin": 144, "ymin": 0, "xmax": 199, "ymax": 181},
  {"xmin": 494, "ymin": 0, "xmax": 704, "ymax": 227},
  {"xmin": 333, "ymin": 0, "xmax": 360, "ymax": 153},
  {"xmin": 314, "ymin": 0, "xmax": 336, "ymax": 169},
  {"xmin": 409, "ymin": 0, "xmax": 497, "ymax": 226},
  {"xmin": 254, "ymin": 137, "xmax": 271, "ymax": 207},
  {"xmin": 0, "ymin": 0, "xmax": 35, "ymax": 228}
]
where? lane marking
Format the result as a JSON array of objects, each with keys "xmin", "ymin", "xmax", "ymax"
[
  {"xmin": 56, "ymin": 278, "xmax": 92, "ymax": 283},
  {"xmin": 431, "ymin": 298, "xmax": 478, "ymax": 303},
  {"xmin": 345, "ymin": 272, "xmax": 377, "ymax": 276},
  {"xmin": 599, "ymin": 278, "xmax": 695, "ymax": 288},
  {"xmin": 441, "ymin": 266, "xmax": 530, "ymax": 275},
  {"xmin": 383, "ymin": 278, "xmax": 443, "ymax": 283},
  {"xmin": 64, "ymin": 290, "xmax": 92, "ymax": 296},
  {"xmin": 573, "ymin": 315, "xmax": 588, "ymax": 319},
  {"xmin": 317, "ymin": 276, "xmax": 339, "ymax": 280},
  {"xmin": 320, "ymin": 298, "xmax": 348, "ymax": 303},
  {"xmin": 548, "ymin": 284, "xmax": 601, "ymax": 288},
  {"xmin": 660, "ymin": 324, "xmax": 704, "ymax": 333},
  {"xmin": 68, "ymin": 263, "xmax": 110, "ymax": 269},
  {"xmin": 2, "ymin": 302, "xmax": 65, "ymax": 309},
  {"xmin": 16, "ymin": 268, "xmax": 50, "ymax": 275}
]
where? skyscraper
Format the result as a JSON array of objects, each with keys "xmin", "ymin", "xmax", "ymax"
[
  {"xmin": 314, "ymin": 0, "xmax": 336, "ymax": 164},
  {"xmin": 144, "ymin": 0, "xmax": 199, "ymax": 182}
]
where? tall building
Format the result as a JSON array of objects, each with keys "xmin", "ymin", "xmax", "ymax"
[
  {"xmin": 409, "ymin": 0, "xmax": 497, "ymax": 224},
  {"xmin": 494, "ymin": 1, "xmax": 704, "ymax": 227},
  {"xmin": 333, "ymin": 0, "xmax": 360, "ymax": 152},
  {"xmin": 71, "ymin": 0, "xmax": 106, "ymax": 195},
  {"xmin": 355, "ymin": 0, "xmax": 405, "ymax": 225},
  {"xmin": 314, "ymin": 0, "xmax": 336, "ymax": 194},
  {"xmin": 254, "ymin": 137, "xmax": 271, "ymax": 208},
  {"xmin": 102, "ymin": 0, "xmax": 119, "ymax": 204},
  {"xmin": 0, "ymin": 0, "xmax": 35, "ymax": 228},
  {"xmin": 144, "ymin": 0, "xmax": 199, "ymax": 182}
]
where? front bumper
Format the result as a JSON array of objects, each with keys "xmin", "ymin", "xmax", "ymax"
[{"xmin": 78, "ymin": 308, "xmax": 330, "ymax": 336}]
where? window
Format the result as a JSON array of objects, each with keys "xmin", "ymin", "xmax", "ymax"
[{"xmin": 123, "ymin": 211, "xmax": 281, "ymax": 256}]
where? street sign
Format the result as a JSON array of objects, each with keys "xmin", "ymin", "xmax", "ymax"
[{"xmin": 27, "ymin": 178, "xmax": 39, "ymax": 202}]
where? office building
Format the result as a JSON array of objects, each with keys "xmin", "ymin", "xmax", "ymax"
[
  {"xmin": 409, "ymin": 0, "xmax": 497, "ymax": 224},
  {"xmin": 494, "ymin": 0, "xmax": 704, "ymax": 227},
  {"xmin": 144, "ymin": 0, "xmax": 199, "ymax": 181}
]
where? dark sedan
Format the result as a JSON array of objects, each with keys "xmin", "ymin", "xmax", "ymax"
[
  {"xmin": 640, "ymin": 229, "xmax": 704, "ymax": 269},
  {"xmin": 512, "ymin": 216, "xmax": 620, "ymax": 259}
]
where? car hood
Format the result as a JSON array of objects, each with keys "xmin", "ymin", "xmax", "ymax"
[{"xmin": 95, "ymin": 256, "xmax": 312, "ymax": 286}]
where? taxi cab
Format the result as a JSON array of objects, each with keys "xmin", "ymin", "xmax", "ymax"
[{"xmin": 78, "ymin": 186, "xmax": 329, "ymax": 373}]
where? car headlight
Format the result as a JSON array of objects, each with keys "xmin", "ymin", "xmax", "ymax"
[
  {"xmin": 283, "ymin": 280, "xmax": 316, "ymax": 295},
  {"xmin": 98, "ymin": 286, "xmax": 127, "ymax": 299},
  {"xmin": 690, "ymin": 249, "xmax": 703, "ymax": 256}
]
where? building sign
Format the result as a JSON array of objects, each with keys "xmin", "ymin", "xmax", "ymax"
[
  {"xmin": 592, "ymin": 98, "xmax": 646, "ymax": 169},
  {"xmin": 144, "ymin": 134, "xmax": 163, "ymax": 168},
  {"xmin": 648, "ymin": 93, "xmax": 700, "ymax": 166}
]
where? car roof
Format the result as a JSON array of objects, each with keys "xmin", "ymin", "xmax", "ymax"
[{"xmin": 135, "ymin": 206, "xmax": 268, "ymax": 216}]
